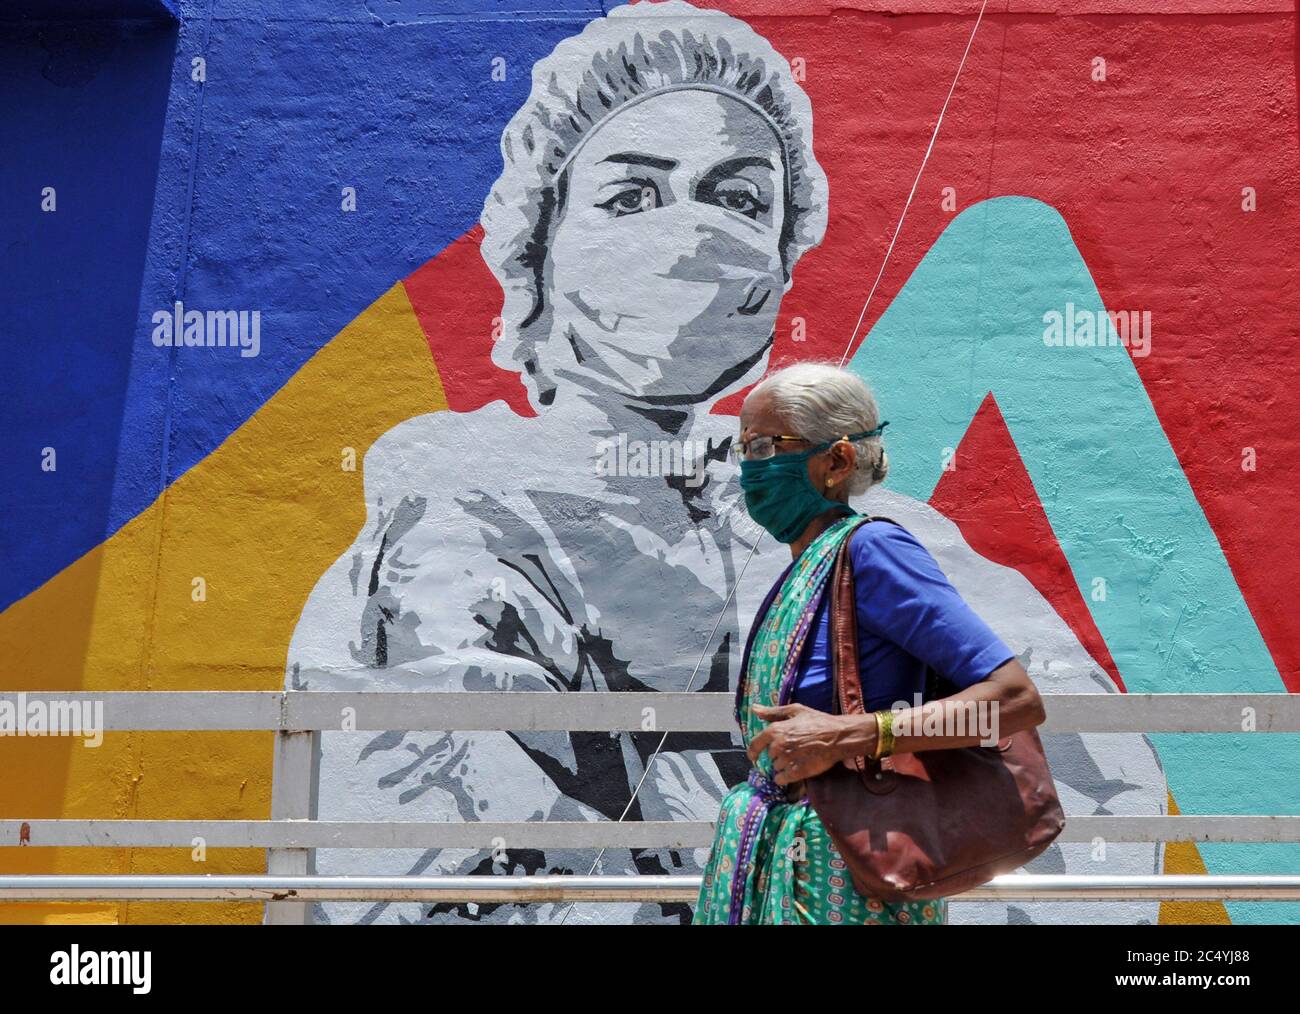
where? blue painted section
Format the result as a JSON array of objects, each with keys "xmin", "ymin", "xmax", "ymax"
[
  {"xmin": 0, "ymin": 16, "xmax": 176, "ymax": 602},
  {"xmin": 0, "ymin": 0, "xmax": 605, "ymax": 609},
  {"xmin": 850, "ymin": 196, "xmax": 1299, "ymax": 923},
  {"xmin": 0, "ymin": 1, "xmax": 178, "ymax": 21}
]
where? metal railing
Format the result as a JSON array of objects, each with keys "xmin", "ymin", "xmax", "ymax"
[
  {"xmin": 4, "ymin": 874, "xmax": 1300, "ymax": 903},
  {"xmin": 2, "ymin": 691, "xmax": 1298, "ymax": 924}
]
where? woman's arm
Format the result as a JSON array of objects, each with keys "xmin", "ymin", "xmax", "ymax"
[
  {"xmin": 897, "ymin": 656, "xmax": 1046, "ymax": 753},
  {"xmin": 834, "ymin": 655, "xmax": 1046, "ymax": 758},
  {"xmin": 749, "ymin": 660, "xmax": 1045, "ymax": 784},
  {"xmin": 749, "ymin": 520, "xmax": 1048, "ymax": 785}
]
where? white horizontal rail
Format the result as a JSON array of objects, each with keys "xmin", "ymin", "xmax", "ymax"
[
  {"xmin": 6, "ymin": 816, "xmax": 1300, "ymax": 848},
  {"xmin": 3, "ymin": 874, "xmax": 1300, "ymax": 903},
  {"xmin": 2, "ymin": 691, "xmax": 1297, "ymax": 732},
  {"xmin": 0, "ymin": 820, "xmax": 711, "ymax": 849},
  {"xmin": 6, "ymin": 690, "xmax": 1296, "ymax": 923}
]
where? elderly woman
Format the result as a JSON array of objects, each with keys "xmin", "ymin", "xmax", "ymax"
[
  {"xmin": 289, "ymin": 0, "xmax": 1165, "ymax": 925},
  {"xmin": 693, "ymin": 362, "xmax": 1047, "ymax": 925}
]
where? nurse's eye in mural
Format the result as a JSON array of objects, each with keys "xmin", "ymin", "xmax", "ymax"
[
  {"xmin": 287, "ymin": 0, "xmax": 1168, "ymax": 925},
  {"xmin": 561, "ymin": 87, "xmax": 784, "ymax": 223},
  {"xmin": 583, "ymin": 148, "xmax": 779, "ymax": 230}
]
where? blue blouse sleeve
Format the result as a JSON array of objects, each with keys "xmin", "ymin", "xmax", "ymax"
[{"xmin": 849, "ymin": 519, "xmax": 1016, "ymax": 688}]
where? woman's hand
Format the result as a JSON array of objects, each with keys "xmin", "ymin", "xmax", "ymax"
[{"xmin": 747, "ymin": 703, "xmax": 876, "ymax": 785}]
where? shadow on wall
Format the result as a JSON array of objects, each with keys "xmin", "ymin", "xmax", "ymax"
[
  {"xmin": 0, "ymin": 1, "xmax": 177, "ymax": 920},
  {"xmin": 0, "ymin": 2, "xmax": 178, "ymax": 21},
  {"xmin": 0, "ymin": 5, "xmax": 176, "ymax": 606}
]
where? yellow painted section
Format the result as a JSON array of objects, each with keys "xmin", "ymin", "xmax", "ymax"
[
  {"xmin": 0, "ymin": 282, "xmax": 445, "ymax": 924},
  {"xmin": 1159, "ymin": 791, "xmax": 1230, "ymax": 925}
]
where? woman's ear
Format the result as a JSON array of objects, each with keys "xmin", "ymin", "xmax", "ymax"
[
  {"xmin": 823, "ymin": 441, "xmax": 856, "ymax": 493},
  {"xmin": 837, "ymin": 442, "xmax": 858, "ymax": 487}
]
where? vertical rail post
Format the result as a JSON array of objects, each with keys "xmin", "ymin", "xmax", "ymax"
[{"xmin": 264, "ymin": 695, "xmax": 319, "ymax": 925}]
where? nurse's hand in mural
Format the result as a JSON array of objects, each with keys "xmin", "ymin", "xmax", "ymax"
[{"xmin": 748, "ymin": 703, "xmax": 869, "ymax": 784}]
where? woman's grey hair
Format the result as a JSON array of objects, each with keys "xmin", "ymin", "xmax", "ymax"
[
  {"xmin": 479, "ymin": 0, "xmax": 828, "ymax": 399},
  {"xmin": 750, "ymin": 361, "xmax": 889, "ymax": 495}
]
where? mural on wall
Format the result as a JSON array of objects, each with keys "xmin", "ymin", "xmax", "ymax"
[
  {"xmin": 4, "ymin": 0, "xmax": 1296, "ymax": 928},
  {"xmin": 288, "ymin": 1, "xmax": 1165, "ymax": 926}
]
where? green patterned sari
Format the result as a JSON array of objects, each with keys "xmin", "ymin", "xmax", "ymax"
[{"xmin": 692, "ymin": 514, "xmax": 946, "ymax": 925}]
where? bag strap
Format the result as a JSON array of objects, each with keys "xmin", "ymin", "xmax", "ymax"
[
  {"xmin": 831, "ymin": 514, "xmax": 958, "ymax": 769},
  {"xmin": 829, "ymin": 515, "xmax": 958, "ymax": 772},
  {"xmin": 829, "ymin": 516, "xmax": 879, "ymax": 776}
]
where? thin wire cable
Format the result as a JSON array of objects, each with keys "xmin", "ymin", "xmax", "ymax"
[
  {"xmin": 839, "ymin": 0, "xmax": 992, "ymax": 366},
  {"xmin": 559, "ymin": 0, "xmax": 990, "ymax": 924}
]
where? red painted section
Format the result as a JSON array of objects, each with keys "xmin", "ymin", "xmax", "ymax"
[
  {"xmin": 405, "ymin": 3, "xmax": 1300, "ymax": 691},
  {"xmin": 930, "ymin": 395, "xmax": 1126, "ymax": 691},
  {"xmin": 403, "ymin": 225, "xmax": 534, "ymax": 417}
]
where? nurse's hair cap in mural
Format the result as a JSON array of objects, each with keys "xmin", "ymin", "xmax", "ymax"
[{"xmin": 479, "ymin": 0, "xmax": 829, "ymax": 390}]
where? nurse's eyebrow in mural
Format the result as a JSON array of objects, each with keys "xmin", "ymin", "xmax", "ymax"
[{"xmin": 602, "ymin": 152, "xmax": 678, "ymax": 168}]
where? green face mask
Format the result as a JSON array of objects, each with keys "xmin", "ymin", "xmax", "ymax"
[{"xmin": 738, "ymin": 425, "xmax": 888, "ymax": 544}]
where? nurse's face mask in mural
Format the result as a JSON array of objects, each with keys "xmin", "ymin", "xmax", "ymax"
[{"xmin": 544, "ymin": 89, "xmax": 789, "ymax": 403}]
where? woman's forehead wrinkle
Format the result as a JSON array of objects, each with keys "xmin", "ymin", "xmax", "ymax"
[{"xmin": 741, "ymin": 392, "xmax": 783, "ymax": 436}]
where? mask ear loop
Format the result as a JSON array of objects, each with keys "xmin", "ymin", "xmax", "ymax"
[{"xmin": 825, "ymin": 420, "xmax": 891, "ymax": 489}]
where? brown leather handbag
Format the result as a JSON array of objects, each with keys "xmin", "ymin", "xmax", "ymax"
[{"xmin": 803, "ymin": 516, "xmax": 1066, "ymax": 902}]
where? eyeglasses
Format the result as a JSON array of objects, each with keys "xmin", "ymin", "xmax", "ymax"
[
  {"xmin": 727, "ymin": 434, "xmax": 810, "ymax": 463},
  {"xmin": 727, "ymin": 422, "xmax": 889, "ymax": 464}
]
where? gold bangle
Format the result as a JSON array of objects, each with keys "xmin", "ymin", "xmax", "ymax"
[
  {"xmin": 873, "ymin": 709, "xmax": 896, "ymax": 759},
  {"xmin": 870, "ymin": 711, "xmax": 885, "ymax": 760}
]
